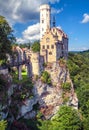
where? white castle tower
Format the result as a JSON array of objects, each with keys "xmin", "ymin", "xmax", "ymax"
[{"xmin": 40, "ymin": 4, "xmax": 51, "ymax": 39}]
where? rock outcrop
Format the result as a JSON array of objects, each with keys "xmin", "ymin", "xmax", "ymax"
[
  {"xmin": 0, "ymin": 62, "xmax": 78, "ymax": 120},
  {"xmin": 20, "ymin": 62, "xmax": 78, "ymax": 119}
]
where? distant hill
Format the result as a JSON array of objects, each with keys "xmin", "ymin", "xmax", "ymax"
[{"xmin": 69, "ymin": 49, "xmax": 89, "ymax": 54}]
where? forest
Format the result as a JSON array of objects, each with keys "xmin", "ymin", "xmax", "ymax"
[{"xmin": 67, "ymin": 50, "xmax": 89, "ymax": 130}]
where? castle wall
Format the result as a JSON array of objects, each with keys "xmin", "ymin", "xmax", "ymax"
[
  {"xmin": 40, "ymin": 30, "xmax": 58, "ymax": 63},
  {"xmin": 56, "ymin": 43, "xmax": 63, "ymax": 59},
  {"xmin": 62, "ymin": 37, "xmax": 68, "ymax": 59},
  {"xmin": 30, "ymin": 52, "xmax": 41, "ymax": 76}
]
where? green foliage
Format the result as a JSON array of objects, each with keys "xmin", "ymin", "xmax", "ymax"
[
  {"xmin": 59, "ymin": 58, "xmax": 66, "ymax": 67},
  {"xmin": 31, "ymin": 41, "xmax": 40, "ymax": 52},
  {"xmin": 38, "ymin": 106, "xmax": 82, "ymax": 130},
  {"xmin": 62, "ymin": 82, "xmax": 71, "ymax": 91},
  {"xmin": 68, "ymin": 51, "xmax": 89, "ymax": 129},
  {"xmin": 36, "ymin": 111, "xmax": 43, "ymax": 119},
  {"xmin": 19, "ymin": 42, "xmax": 31, "ymax": 49},
  {"xmin": 43, "ymin": 62, "xmax": 47, "ymax": 67},
  {"xmin": 0, "ymin": 16, "xmax": 15, "ymax": 61},
  {"xmin": 38, "ymin": 120, "xmax": 51, "ymax": 130},
  {"xmin": 0, "ymin": 120, "xmax": 7, "ymax": 130},
  {"xmin": 51, "ymin": 106, "xmax": 82, "ymax": 130},
  {"xmin": 41, "ymin": 71, "xmax": 51, "ymax": 84}
]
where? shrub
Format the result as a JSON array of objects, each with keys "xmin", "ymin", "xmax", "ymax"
[
  {"xmin": 31, "ymin": 41, "xmax": 40, "ymax": 52},
  {"xmin": 43, "ymin": 62, "xmax": 47, "ymax": 67},
  {"xmin": 0, "ymin": 120, "xmax": 7, "ymax": 130},
  {"xmin": 41, "ymin": 71, "xmax": 51, "ymax": 84},
  {"xmin": 62, "ymin": 82, "xmax": 71, "ymax": 91}
]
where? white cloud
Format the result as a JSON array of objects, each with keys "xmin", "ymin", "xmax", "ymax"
[
  {"xmin": 0, "ymin": 0, "xmax": 60, "ymax": 24},
  {"xmin": 81, "ymin": 13, "xmax": 89, "ymax": 23},
  {"xmin": 17, "ymin": 23, "xmax": 40, "ymax": 43},
  {"xmin": 57, "ymin": 25, "xmax": 62, "ymax": 30},
  {"xmin": 51, "ymin": 7, "xmax": 63, "ymax": 14},
  {"xmin": 16, "ymin": 38, "xmax": 28, "ymax": 44}
]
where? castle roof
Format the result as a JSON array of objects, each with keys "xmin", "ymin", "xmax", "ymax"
[
  {"xmin": 40, "ymin": 27, "xmax": 68, "ymax": 43},
  {"xmin": 51, "ymin": 27, "xmax": 68, "ymax": 39}
]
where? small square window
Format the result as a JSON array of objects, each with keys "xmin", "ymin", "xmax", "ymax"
[
  {"xmin": 51, "ymin": 45, "xmax": 54, "ymax": 49},
  {"xmin": 47, "ymin": 45, "xmax": 49, "ymax": 49},
  {"xmin": 43, "ymin": 45, "xmax": 45, "ymax": 49},
  {"xmin": 42, "ymin": 20, "xmax": 44, "ymax": 23}
]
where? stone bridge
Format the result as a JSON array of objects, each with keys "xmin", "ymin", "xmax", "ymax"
[{"xmin": 0, "ymin": 46, "xmax": 31, "ymax": 80}]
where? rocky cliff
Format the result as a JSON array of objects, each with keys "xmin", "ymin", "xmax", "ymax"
[
  {"xmin": 20, "ymin": 62, "xmax": 78, "ymax": 119},
  {"xmin": 0, "ymin": 61, "xmax": 78, "ymax": 120}
]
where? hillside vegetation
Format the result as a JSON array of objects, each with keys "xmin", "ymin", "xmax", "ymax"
[{"xmin": 68, "ymin": 50, "xmax": 89, "ymax": 130}]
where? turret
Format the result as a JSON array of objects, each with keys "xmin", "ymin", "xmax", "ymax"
[{"xmin": 40, "ymin": 4, "xmax": 51, "ymax": 39}]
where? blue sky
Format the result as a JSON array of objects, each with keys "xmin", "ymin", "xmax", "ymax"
[{"xmin": 0, "ymin": 0, "xmax": 89, "ymax": 51}]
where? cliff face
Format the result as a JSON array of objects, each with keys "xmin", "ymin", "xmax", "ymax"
[
  {"xmin": 20, "ymin": 62, "xmax": 78, "ymax": 119},
  {"xmin": 0, "ymin": 62, "xmax": 78, "ymax": 120}
]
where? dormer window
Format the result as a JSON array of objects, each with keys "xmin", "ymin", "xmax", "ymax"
[{"xmin": 46, "ymin": 38, "xmax": 50, "ymax": 42}]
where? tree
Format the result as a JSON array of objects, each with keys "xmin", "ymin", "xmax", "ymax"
[
  {"xmin": 19, "ymin": 42, "xmax": 31, "ymax": 49},
  {"xmin": 0, "ymin": 16, "xmax": 15, "ymax": 61},
  {"xmin": 41, "ymin": 71, "xmax": 51, "ymax": 84},
  {"xmin": 38, "ymin": 120, "xmax": 52, "ymax": 130},
  {"xmin": 51, "ymin": 106, "xmax": 82, "ymax": 130},
  {"xmin": 31, "ymin": 41, "xmax": 40, "ymax": 52},
  {"xmin": 0, "ymin": 120, "xmax": 7, "ymax": 130}
]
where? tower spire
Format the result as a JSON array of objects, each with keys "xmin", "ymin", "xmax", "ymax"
[{"xmin": 53, "ymin": 16, "xmax": 56, "ymax": 27}]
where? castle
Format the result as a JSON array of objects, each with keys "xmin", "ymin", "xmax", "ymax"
[
  {"xmin": 17, "ymin": 4, "xmax": 68, "ymax": 77},
  {"xmin": 2, "ymin": 4, "xmax": 68, "ymax": 78},
  {"xmin": 40, "ymin": 4, "xmax": 68, "ymax": 63},
  {"xmin": 29, "ymin": 4, "xmax": 68, "ymax": 76}
]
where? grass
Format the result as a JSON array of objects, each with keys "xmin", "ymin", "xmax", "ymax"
[{"xmin": 12, "ymin": 69, "xmax": 29, "ymax": 84}]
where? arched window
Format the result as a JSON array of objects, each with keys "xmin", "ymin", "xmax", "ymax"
[{"xmin": 49, "ymin": 52, "xmax": 52, "ymax": 55}]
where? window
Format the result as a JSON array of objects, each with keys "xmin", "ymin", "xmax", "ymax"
[
  {"xmin": 51, "ymin": 45, "xmax": 54, "ymax": 49},
  {"xmin": 47, "ymin": 45, "xmax": 49, "ymax": 49},
  {"xmin": 42, "ymin": 20, "xmax": 44, "ymax": 23},
  {"xmin": 49, "ymin": 52, "xmax": 52, "ymax": 55},
  {"xmin": 46, "ymin": 38, "xmax": 50, "ymax": 42},
  {"xmin": 43, "ymin": 45, "xmax": 45, "ymax": 49}
]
